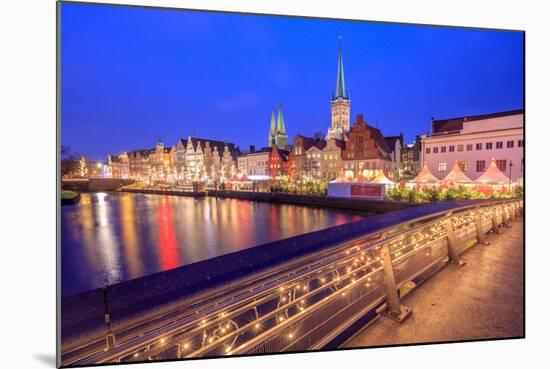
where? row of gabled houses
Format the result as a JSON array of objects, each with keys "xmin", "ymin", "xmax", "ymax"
[{"xmin": 106, "ymin": 137, "xmax": 241, "ymax": 183}]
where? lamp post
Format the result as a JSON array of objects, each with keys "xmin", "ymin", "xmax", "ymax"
[{"xmin": 508, "ymin": 161, "xmax": 513, "ymax": 193}]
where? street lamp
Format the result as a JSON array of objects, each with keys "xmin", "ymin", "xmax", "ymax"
[{"xmin": 508, "ymin": 161, "xmax": 513, "ymax": 193}]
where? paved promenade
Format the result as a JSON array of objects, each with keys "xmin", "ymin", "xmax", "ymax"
[{"xmin": 344, "ymin": 221, "xmax": 524, "ymax": 347}]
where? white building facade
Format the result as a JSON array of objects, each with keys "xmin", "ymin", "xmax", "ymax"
[
  {"xmin": 420, "ymin": 110, "xmax": 524, "ymax": 184},
  {"xmin": 237, "ymin": 149, "xmax": 271, "ymax": 180}
]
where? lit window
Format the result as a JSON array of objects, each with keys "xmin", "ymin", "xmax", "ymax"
[
  {"xmin": 476, "ymin": 160, "xmax": 486, "ymax": 172},
  {"xmin": 437, "ymin": 162, "xmax": 447, "ymax": 172},
  {"xmin": 457, "ymin": 161, "xmax": 468, "ymax": 172}
]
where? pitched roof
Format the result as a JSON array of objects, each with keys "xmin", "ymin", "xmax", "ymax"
[
  {"xmin": 367, "ymin": 125, "xmax": 391, "ymax": 154},
  {"xmin": 333, "ymin": 39, "xmax": 349, "ymax": 100},
  {"xmin": 384, "ymin": 134, "xmax": 404, "ymax": 152},
  {"xmin": 178, "ymin": 137, "xmax": 237, "ymax": 152},
  {"xmin": 432, "ymin": 109, "xmax": 524, "ymax": 134}
]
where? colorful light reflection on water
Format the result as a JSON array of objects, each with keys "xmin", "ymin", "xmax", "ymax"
[{"xmin": 61, "ymin": 192, "xmax": 364, "ymax": 297}]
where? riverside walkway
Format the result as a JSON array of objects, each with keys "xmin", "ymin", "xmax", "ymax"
[{"xmin": 343, "ymin": 221, "xmax": 524, "ymax": 348}]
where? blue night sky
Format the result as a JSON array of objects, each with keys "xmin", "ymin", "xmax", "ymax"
[{"xmin": 60, "ymin": 2, "xmax": 524, "ymax": 160}]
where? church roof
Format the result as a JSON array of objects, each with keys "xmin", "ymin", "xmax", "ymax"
[{"xmin": 334, "ymin": 39, "xmax": 349, "ymax": 100}]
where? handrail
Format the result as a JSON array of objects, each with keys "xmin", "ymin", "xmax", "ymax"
[{"xmin": 70, "ymin": 198, "xmax": 523, "ymax": 365}]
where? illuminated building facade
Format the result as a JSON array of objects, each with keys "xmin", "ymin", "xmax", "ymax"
[{"xmin": 420, "ymin": 110, "xmax": 524, "ymax": 184}]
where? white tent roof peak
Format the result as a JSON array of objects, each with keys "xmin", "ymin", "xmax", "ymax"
[
  {"xmin": 410, "ymin": 164, "xmax": 439, "ymax": 184},
  {"xmin": 441, "ymin": 162, "xmax": 473, "ymax": 183},
  {"xmin": 475, "ymin": 159, "xmax": 510, "ymax": 184}
]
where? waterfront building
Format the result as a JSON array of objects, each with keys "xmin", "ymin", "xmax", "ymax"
[
  {"xmin": 341, "ymin": 114, "xmax": 394, "ymax": 179},
  {"xmin": 237, "ymin": 147, "xmax": 271, "ymax": 179},
  {"xmin": 289, "ymin": 135, "xmax": 318, "ymax": 181},
  {"xmin": 384, "ymin": 133, "xmax": 404, "ymax": 180},
  {"xmin": 320, "ymin": 138, "xmax": 345, "ymax": 181},
  {"xmin": 326, "ymin": 41, "xmax": 351, "ymax": 140},
  {"xmin": 267, "ymin": 104, "xmax": 289, "ymax": 149},
  {"xmin": 305, "ymin": 140, "xmax": 327, "ymax": 180},
  {"xmin": 401, "ymin": 136, "xmax": 422, "ymax": 179},
  {"xmin": 127, "ymin": 149, "xmax": 151, "ymax": 179},
  {"xmin": 149, "ymin": 138, "xmax": 173, "ymax": 178},
  {"xmin": 107, "ymin": 152, "xmax": 129, "ymax": 178},
  {"xmin": 420, "ymin": 109, "xmax": 524, "ymax": 184},
  {"xmin": 269, "ymin": 144, "xmax": 290, "ymax": 180},
  {"xmin": 174, "ymin": 136, "xmax": 240, "ymax": 182}
]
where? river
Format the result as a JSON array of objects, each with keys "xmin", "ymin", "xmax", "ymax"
[{"xmin": 61, "ymin": 192, "xmax": 365, "ymax": 297}]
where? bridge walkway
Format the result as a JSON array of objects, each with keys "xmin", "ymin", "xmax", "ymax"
[{"xmin": 343, "ymin": 221, "xmax": 524, "ymax": 347}]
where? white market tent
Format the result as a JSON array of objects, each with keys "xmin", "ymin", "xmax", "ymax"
[
  {"xmin": 475, "ymin": 159, "xmax": 510, "ymax": 184},
  {"xmin": 409, "ymin": 164, "xmax": 440, "ymax": 184},
  {"xmin": 369, "ymin": 170, "xmax": 395, "ymax": 185},
  {"xmin": 441, "ymin": 162, "xmax": 473, "ymax": 184}
]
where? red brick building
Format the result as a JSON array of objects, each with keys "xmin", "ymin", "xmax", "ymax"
[
  {"xmin": 269, "ymin": 144, "xmax": 290, "ymax": 180},
  {"xmin": 342, "ymin": 114, "xmax": 394, "ymax": 178}
]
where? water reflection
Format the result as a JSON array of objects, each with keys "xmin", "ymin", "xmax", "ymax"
[{"xmin": 61, "ymin": 192, "xmax": 364, "ymax": 297}]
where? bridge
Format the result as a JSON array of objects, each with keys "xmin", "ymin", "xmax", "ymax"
[{"xmin": 61, "ymin": 198, "xmax": 523, "ymax": 366}]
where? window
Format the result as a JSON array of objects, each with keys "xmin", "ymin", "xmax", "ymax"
[
  {"xmin": 449, "ymin": 145, "xmax": 455, "ymax": 152},
  {"xmin": 476, "ymin": 143, "xmax": 482, "ymax": 150},
  {"xmin": 476, "ymin": 160, "xmax": 486, "ymax": 172},
  {"xmin": 496, "ymin": 159, "xmax": 507, "ymax": 172},
  {"xmin": 457, "ymin": 144, "xmax": 464, "ymax": 152},
  {"xmin": 486, "ymin": 142, "xmax": 493, "ymax": 150},
  {"xmin": 466, "ymin": 144, "xmax": 473, "ymax": 151},
  {"xmin": 433, "ymin": 147, "xmax": 439, "ymax": 154},
  {"xmin": 457, "ymin": 161, "xmax": 468, "ymax": 172},
  {"xmin": 441, "ymin": 146, "xmax": 446, "ymax": 153},
  {"xmin": 507, "ymin": 140, "xmax": 514, "ymax": 148},
  {"xmin": 438, "ymin": 162, "xmax": 447, "ymax": 172},
  {"xmin": 496, "ymin": 141, "xmax": 503, "ymax": 149},
  {"xmin": 518, "ymin": 139, "xmax": 524, "ymax": 147},
  {"xmin": 426, "ymin": 147, "xmax": 431, "ymax": 154}
]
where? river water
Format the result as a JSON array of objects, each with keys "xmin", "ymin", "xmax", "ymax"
[{"xmin": 61, "ymin": 192, "xmax": 365, "ymax": 297}]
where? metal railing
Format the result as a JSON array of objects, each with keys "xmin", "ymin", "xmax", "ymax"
[{"xmin": 71, "ymin": 198, "xmax": 523, "ymax": 365}]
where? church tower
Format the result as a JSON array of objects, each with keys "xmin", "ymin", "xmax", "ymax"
[
  {"xmin": 268, "ymin": 107, "xmax": 277, "ymax": 146},
  {"xmin": 267, "ymin": 103, "xmax": 288, "ymax": 149},
  {"xmin": 275, "ymin": 102, "xmax": 288, "ymax": 148},
  {"xmin": 327, "ymin": 39, "xmax": 351, "ymax": 140}
]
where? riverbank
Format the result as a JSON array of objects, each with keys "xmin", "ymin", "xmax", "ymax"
[
  {"xmin": 207, "ymin": 190, "xmax": 416, "ymax": 213},
  {"xmin": 121, "ymin": 187, "xmax": 206, "ymax": 197}
]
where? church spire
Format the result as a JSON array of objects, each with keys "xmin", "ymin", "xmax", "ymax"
[
  {"xmin": 268, "ymin": 106, "xmax": 277, "ymax": 145},
  {"xmin": 334, "ymin": 37, "xmax": 348, "ymax": 100},
  {"xmin": 277, "ymin": 102, "xmax": 286, "ymax": 135}
]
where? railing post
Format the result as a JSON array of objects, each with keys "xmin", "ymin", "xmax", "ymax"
[
  {"xmin": 445, "ymin": 218, "xmax": 465, "ymax": 266},
  {"xmin": 491, "ymin": 207, "xmax": 501, "ymax": 234},
  {"xmin": 380, "ymin": 243, "xmax": 412, "ymax": 322},
  {"xmin": 103, "ymin": 287, "xmax": 116, "ymax": 350},
  {"xmin": 474, "ymin": 211, "xmax": 489, "ymax": 245},
  {"xmin": 509, "ymin": 204, "xmax": 516, "ymax": 222},
  {"xmin": 504, "ymin": 205, "xmax": 513, "ymax": 228}
]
